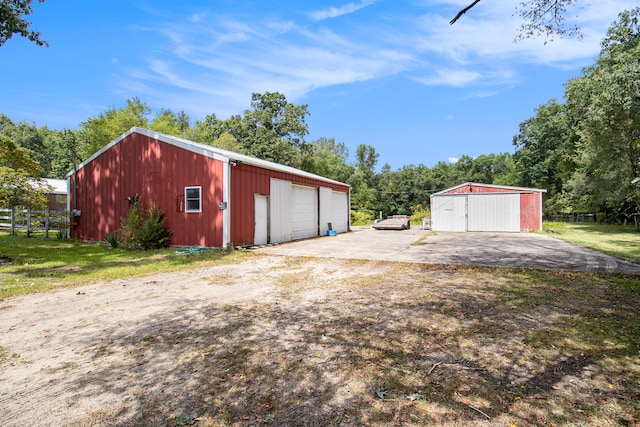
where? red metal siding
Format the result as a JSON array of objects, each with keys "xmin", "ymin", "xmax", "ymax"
[
  {"xmin": 230, "ymin": 164, "xmax": 350, "ymax": 246},
  {"xmin": 520, "ymin": 192, "xmax": 542, "ymax": 231},
  {"xmin": 70, "ymin": 133, "xmax": 224, "ymax": 246}
]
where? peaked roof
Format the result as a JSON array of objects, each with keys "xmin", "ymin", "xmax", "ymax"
[
  {"xmin": 69, "ymin": 127, "xmax": 349, "ymax": 187},
  {"xmin": 432, "ymin": 182, "xmax": 547, "ymax": 196}
]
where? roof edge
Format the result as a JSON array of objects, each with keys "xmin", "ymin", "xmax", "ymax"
[
  {"xmin": 68, "ymin": 127, "xmax": 351, "ymax": 188},
  {"xmin": 432, "ymin": 182, "xmax": 547, "ymax": 196}
]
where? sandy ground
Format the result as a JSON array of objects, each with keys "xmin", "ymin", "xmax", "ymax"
[
  {"xmin": 0, "ymin": 256, "xmax": 385, "ymax": 426},
  {"xmin": 0, "ymin": 230, "xmax": 636, "ymax": 426}
]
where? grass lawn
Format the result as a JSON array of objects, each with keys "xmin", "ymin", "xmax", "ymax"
[
  {"xmin": 543, "ymin": 222, "xmax": 640, "ymax": 263},
  {"xmin": 0, "ymin": 230, "xmax": 248, "ymax": 299}
]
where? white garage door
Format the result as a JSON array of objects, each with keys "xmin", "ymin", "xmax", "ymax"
[
  {"xmin": 468, "ymin": 193, "xmax": 520, "ymax": 232},
  {"xmin": 291, "ymin": 185, "xmax": 318, "ymax": 240},
  {"xmin": 270, "ymin": 178, "xmax": 292, "ymax": 243},
  {"xmin": 431, "ymin": 195, "xmax": 466, "ymax": 232},
  {"xmin": 331, "ymin": 191, "xmax": 349, "ymax": 233}
]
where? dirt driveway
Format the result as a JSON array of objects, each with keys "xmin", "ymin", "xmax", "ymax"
[
  {"xmin": 257, "ymin": 226, "xmax": 640, "ymax": 274},
  {"xmin": 1, "ymin": 236, "xmax": 639, "ymax": 425}
]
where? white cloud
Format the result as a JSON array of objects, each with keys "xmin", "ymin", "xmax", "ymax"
[
  {"xmin": 118, "ymin": 0, "xmax": 634, "ymax": 118},
  {"xmin": 414, "ymin": 0, "xmax": 631, "ymax": 67},
  {"xmin": 188, "ymin": 12, "xmax": 207, "ymax": 23},
  {"xmin": 309, "ymin": 0, "xmax": 376, "ymax": 21},
  {"xmin": 448, "ymin": 156, "xmax": 459, "ymax": 164},
  {"xmin": 413, "ymin": 69, "xmax": 479, "ymax": 87},
  {"xmin": 124, "ymin": 14, "xmax": 413, "ymax": 117}
]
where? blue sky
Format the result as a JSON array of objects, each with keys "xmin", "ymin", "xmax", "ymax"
[{"xmin": 1, "ymin": 0, "xmax": 636, "ymax": 170}]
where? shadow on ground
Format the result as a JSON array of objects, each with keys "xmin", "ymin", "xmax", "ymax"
[{"xmin": 58, "ymin": 265, "xmax": 639, "ymax": 426}]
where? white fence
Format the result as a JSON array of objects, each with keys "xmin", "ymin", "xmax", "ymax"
[{"xmin": 0, "ymin": 208, "xmax": 68, "ymax": 237}]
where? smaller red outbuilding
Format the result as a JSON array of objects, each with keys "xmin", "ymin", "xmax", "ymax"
[
  {"xmin": 67, "ymin": 127, "xmax": 351, "ymax": 247},
  {"xmin": 430, "ymin": 182, "xmax": 546, "ymax": 232}
]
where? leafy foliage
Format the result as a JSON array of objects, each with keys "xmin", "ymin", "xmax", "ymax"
[
  {"xmin": 563, "ymin": 8, "xmax": 640, "ymax": 216},
  {"xmin": 514, "ymin": 0, "xmax": 582, "ymax": 42},
  {"xmin": 0, "ymin": 0, "xmax": 47, "ymax": 47},
  {"xmin": 78, "ymin": 97, "xmax": 150, "ymax": 159},
  {"xmin": 451, "ymin": 0, "xmax": 584, "ymax": 42},
  {"xmin": 0, "ymin": 135, "xmax": 48, "ymax": 212},
  {"xmin": 117, "ymin": 202, "xmax": 172, "ymax": 250}
]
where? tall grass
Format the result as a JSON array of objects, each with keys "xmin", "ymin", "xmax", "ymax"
[{"xmin": 543, "ymin": 221, "xmax": 640, "ymax": 263}]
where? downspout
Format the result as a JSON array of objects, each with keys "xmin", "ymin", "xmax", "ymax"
[
  {"xmin": 72, "ymin": 149, "xmax": 77, "ymax": 211},
  {"xmin": 348, "ymin": 187, "xmax": 352, "ymax": 232},
  {"xmin": 70, "ymin": 149, "xmax": 78, "ymax": 239},
  {"xmin": 222, "ymin": 159, "xmax": 232, "ymax": 248},
  {"xmin": 66, "ymin": 177, "xmax": 71, "ymax": 238}
]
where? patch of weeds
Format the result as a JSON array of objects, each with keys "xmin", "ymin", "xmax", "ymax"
[
  {"xmin": 611, "ymin": 275, "xmax": 640, "ymax": 295},
  {"xmin": 104, "ymin": 232, "xmax": 121, "ymax": 249},
  {"xmin": 543, "ymin": 221, "xmax": 567, "ymax": 234},
  {"xmin": 172, "ymin": 413, "xmax": 195, "ymax": 425},
  {"xmin": 411, "ymin": 235, "xmax": 429, "ymax": 246}
]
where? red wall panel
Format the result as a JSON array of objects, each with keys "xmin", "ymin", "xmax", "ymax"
[
  {"xmin": 70, "ymin": 133, "xmax": 224, "ymax": 247},
  {"xmin": 230, "ymin": 164, "xmax": 350, "ymax": 246},
  {"xmin": 520, "ymin": 192, "xmax": 542, "ymax": 231}
]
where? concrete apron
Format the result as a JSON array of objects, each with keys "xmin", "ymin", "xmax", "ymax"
[{"xmin": 256, "ymin": 226, "xmax": 640, "ymax": 275}]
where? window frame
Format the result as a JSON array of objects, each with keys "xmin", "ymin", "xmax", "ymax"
[{"xmin": 184, "ymin": 186, "xmax": 202, "ymax": 213}]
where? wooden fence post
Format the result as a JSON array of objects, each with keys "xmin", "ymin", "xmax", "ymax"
[
  {"xmin": 10, "ymin": 207, "xmax": 15, "ymax": 236},
  {"xmin": 45, "ymin": 207, "xmax": 50, "ymax": 238},
  {"xmin": 26, "ymin": 207, "xmax": 31, "ymax": 236}
]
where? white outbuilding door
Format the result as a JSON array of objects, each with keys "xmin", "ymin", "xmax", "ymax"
[
  {"xmin": 431, "ymin": 193, "xmax": 521, "ymax": 232},
  {"xmin": 291, "ymin": 185, "xmax": 318, "ymax": 240},
  {"xmin": 270, "ymin": 179, "xmax": 292, "ymax": 243},
  {"xmin": 254, "ymin": 194, "xmax": 269, "ymax": 245},
  {"xmin": 331, "ymin": 191, "xmax": 349, "ymax": 233},
  {"xmin": 467, "ymin": 193, "xmax": 520, "ymax": 232},
  {"xmin": 431, "ymin": 195, "xmax": 467, "ymax": 232}
]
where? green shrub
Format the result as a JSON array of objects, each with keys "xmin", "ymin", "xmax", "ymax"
[
  {"xmin": 105, "ymin": 232, "xmax": 121, "ymax": 248},
  {"xmin": 136, "ymin": 206, "xmax": 172, "ymax": 249},
  {"xmin": 118, "ymin": 202, "xmax": 172, "ymax": 250},
  {"xmin": 410, "ymin": 203, "xmax": 431, "ymax": 224},
  {"xmin": 351, "ymin": 209, "xmax": 375, "ymax": 226}
]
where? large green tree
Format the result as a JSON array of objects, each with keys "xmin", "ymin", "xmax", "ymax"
[
  {"xmin": 241, "ymin": 92, "xmax": 309, "ymax": 166},
  {"xmin": 195, "ymin": 92, "xmax": 309, "ymax": 167},
  {"xmin": 78, "ymin": 98, "xmax": 150, "ymax": 160},
  {"xmin": 377, "ymin": 164, "xmax": 433, "ymax": 216},
  {"xmin": 0, "ymin": 135, "xmax": 48, "ymax": 229},
  {"xmin": 299, "ymin": 137, "xmax": 354, "ymax": 184},
  {"xmin": 0, "ymin": 115, "xmax": 52, "ymax": 176},
  {"xmin": 0, "ymin": 0, "xmax": 47, "ymax": 47},
  {"xmin": 565, "ymin": 8, "xmax": 640, "ymax": 216},
  {"xmin": 513, "ymin": 100, "xmax": 577, "ymax": 211}
]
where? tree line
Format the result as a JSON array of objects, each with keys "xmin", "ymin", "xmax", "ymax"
[{"xmin": 1, "ymin": 8, "xmax": 639, "ymax": 224}]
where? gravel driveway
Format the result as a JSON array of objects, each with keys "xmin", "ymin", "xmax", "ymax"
[{"xmin": 257, "ymin": 226, "xmax": 640, "ymax": 274}]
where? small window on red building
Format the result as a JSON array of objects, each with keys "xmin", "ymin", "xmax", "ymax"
[{"xmin": 185, "ymin": 186, "xmax": 202, "ymax": 213}]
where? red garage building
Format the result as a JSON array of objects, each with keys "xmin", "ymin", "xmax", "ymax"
[
  {"xmin": 430, "ymin": 182, "xmax": 546, "ymax": 232},
  {"xmin": 68, "ymin": 127, "xmax": 350, "ymax": 247}
]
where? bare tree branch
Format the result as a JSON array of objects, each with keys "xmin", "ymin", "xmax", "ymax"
[{"xmin": 450, "ymin": 0, "xmax": 481, "ymax": 25}]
